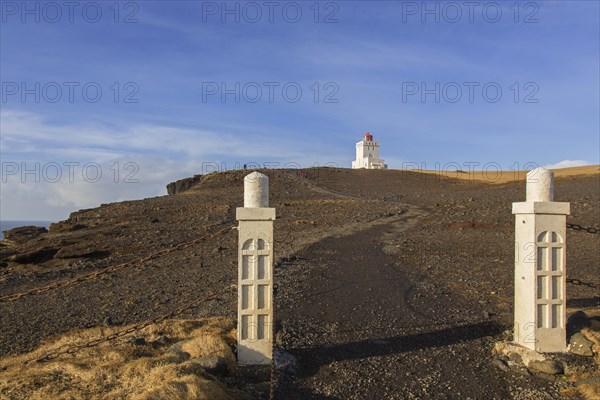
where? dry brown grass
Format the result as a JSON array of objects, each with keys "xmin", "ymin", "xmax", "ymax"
[
  {"xmin": 579, "ymin": 382, "xmax": 600, "ymax": 400},
  {"xmin": 407, "ymin": 165, "xmax": 600, "ymax": 185},
  {"xmin": 0, "ymin": 318, "xmax": 247, "ymax": 400},
  {"xmin": 569, "ymin": 328, "xmax": 600, "ymax": 400}
]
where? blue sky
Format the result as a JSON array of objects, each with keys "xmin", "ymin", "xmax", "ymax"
[{"xmin": 1, "ymin": 0, "xmax": 599, "ymax": 221}]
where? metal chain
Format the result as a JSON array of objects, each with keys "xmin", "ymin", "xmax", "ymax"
[
  {"xmin": 566, "ymin": 222, "xmax": 600, "ymax": 234},
  {"xmin": 32, "ymin": 284, "xmax": 236, "ymax": 364},
  {"xmin": 0, "ymin": 224, "xmax": 235, "ymax": 303},
  {"xmin": 566, "ymin": 278, "xmax": 599, "ymax": 289}
]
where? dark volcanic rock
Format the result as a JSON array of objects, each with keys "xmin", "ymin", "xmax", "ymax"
[
  {"xmin": 567, "ymin": 311, "xmax": 591, "ymax": 337},
  {"xmin": 189, "ymin": 355, "xmax": 229, "ymax": 376},
  {"xmin": 8, "ymin": 246, "xmax": 58, "ymax": 264},
  {"xmin": 528, "ymin": 360, "xmax": 564, "ymax": 375},
  {"xmin": 2, "ymin": 226, "xmax": 47, "ymax": 244},
  {"xmin": 569, "ymin": 333, "xmax": 594, "ymax": 357},
  {"xmin": 49, "ymin": 222, "xmax": 87, "ymax": 233},
  {"xmin": 166, "ymin": 174, "xmax": 203, "ymax": 195},
  {"xmin": 55, "ymin": 246, "xmax": 110, "ymax": 259},
  {"xmin": 127, "ymin": 337, "xmax": 147, "ymax": 346}
]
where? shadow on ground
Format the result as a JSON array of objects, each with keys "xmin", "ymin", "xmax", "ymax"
[
  {"xmin": 567, "ymin": 297, "xmax": 600, "ymax": 308},
  {"xmin": 291, "ymin": 321, "xmax": 503, "ymax": 379}
]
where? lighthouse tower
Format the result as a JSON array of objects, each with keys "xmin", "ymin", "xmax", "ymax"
[{"xmin": 352, "ymin": 132, "xmax": 387, "ymax": 169}]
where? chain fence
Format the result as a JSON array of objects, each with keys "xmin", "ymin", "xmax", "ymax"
[
  {"xmin": 0, "ymin": 222, "xmax": 237, "ymax": 367},
  {"xmin": 0, "ymin": 215, "xmax": 285, "ymax": 399},
  {"xmin": 4, "ymin": 212, "xmax": 595, "ymax": 397},
  {"xmin": 1, "ymin": 219, "xmax": 283, "ymax": 399},
  {"xmin": 32, "ymin": 284, "xmax": 236, "ymax": 364},
  {"xmin": 566, "ymin": 222, "xmax": 600, "ymax": 234},
  {"xmin": 565, "ymin": 220, "xmax": 599, "ymax": 290},
  {"xmin": 566, "ymin": 278, "xmax": 599, "ymax": 290},
  {"xmin": 0, "ymin": 223, "xmax": 235, "ymax": 303}
]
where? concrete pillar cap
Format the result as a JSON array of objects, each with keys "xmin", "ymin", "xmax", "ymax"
[
  {"xmin": 244, "ymin": 172, "xmax": 269, "ymax": 208},
  {"xmin": 526, "ymin": 167, "xmax": 554, "ymax": 202}
]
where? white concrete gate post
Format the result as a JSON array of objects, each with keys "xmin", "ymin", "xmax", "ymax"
[
  {"xmin": 236, "ymin": 172, "xmax": 275, "ymax": 365},
  {"xmin": 512, "ymin": 167, "xmax": 570, "ymax": 352}
]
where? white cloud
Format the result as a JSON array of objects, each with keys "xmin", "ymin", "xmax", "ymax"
[
  {"xmin": 0, "ymin": 109, "xmax": 349, "ymax": 220},
  {"xmin": 0, "ymin": 109, "xmax": 333, "ymax": 162},
  {"xmin": 543, "ymin": 160, "xmax": 592, "ymax": 169},
  {"xmin": 1, "ymin": 109, "xmax": 244, "ymax": 159}
]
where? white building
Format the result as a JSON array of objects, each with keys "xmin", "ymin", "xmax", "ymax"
[{"xmin": 351, "ymin": 132, "xmax": 387, "ymax": 169}]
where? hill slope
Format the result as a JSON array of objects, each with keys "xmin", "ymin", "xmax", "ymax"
[{"xmin": 0, "ymin": 168, "xmax": 598, "ymax": 399}]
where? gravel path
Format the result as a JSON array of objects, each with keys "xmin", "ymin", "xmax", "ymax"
[
  {"xmin": 274, "ymin": 217, "xmax": 573, "ymax": 399},
  {"xmin": 1, "ymin": 168, "xmax": 597, "ymax": 399}
]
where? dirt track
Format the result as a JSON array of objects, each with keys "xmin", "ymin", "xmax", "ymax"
[
  {"xmin": 1, "ymin": 168, "xmax": 598, "ymax": 399},
  {"xmin": 276, "ymin": 220, "xmax": 560, "ymax": 399}
]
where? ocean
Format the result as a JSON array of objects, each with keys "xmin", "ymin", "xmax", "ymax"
[{"xmin": 0, "ymin": 221, "xmax": 54, "ymax": 240}]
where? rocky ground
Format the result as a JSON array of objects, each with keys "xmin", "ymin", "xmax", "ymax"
[{"xmin": 0, "ymin": 167, "xmax": 598, "ymax": 399}]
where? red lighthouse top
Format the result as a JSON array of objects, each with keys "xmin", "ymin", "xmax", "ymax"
[{"xmin": 363, "ymin": 132, "xmax": 373, "ymax": 141}]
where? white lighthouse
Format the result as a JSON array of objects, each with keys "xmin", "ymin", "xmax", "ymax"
[{"xmin": 352, "ymin": 132, "xmax": 387, "ymax": 169}]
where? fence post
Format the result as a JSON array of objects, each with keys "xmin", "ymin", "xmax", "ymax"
[
  {"xmin": 512, "ymin": 167, "xmax": 570, "ymax": 352},
  {"xmin": 236, "ymin": 172, "xmax": 275, "ymax": 365}
]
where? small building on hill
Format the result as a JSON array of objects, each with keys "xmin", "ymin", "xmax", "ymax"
[{"xmin": 351, "ymin": 132, "xmax": 387, "ymax": 169}]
